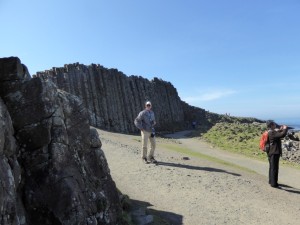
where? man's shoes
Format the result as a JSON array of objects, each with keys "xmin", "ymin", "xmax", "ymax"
[
  {"xmin": 271, "ymin": 184, "xmax": 280, "ymax": 188},
  {"xmin": 149, "ymin": 157, "xmax": 157, "ymax": 163},
  {"xmin": 142, "ymin": 157, "xmax": 148, "ymax": 164}
]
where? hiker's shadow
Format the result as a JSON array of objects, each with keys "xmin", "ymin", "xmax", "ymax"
[
  {"xmin": 129, "ymin": 199, "xmax": 183, "ymax": 225},
  {"xmin": 279, "ymin": 184, "xmax": 300, "ymax": 194},
  {"xmin": 157, "ymin": 161, "xmax": 241, "ymax": 176}
]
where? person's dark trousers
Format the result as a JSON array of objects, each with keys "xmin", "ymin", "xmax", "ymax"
[{"xmin": 268, "ymin": 154, "xmax": 280, "ymax": 187}]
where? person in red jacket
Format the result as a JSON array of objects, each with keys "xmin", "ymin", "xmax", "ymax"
[{"xmin": 266, "ymin": 120, "xmax": 288, "ymax": 188}]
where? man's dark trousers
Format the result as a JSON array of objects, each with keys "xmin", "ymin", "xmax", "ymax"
[{"xmin": 268, "ymin": 154, "xmax": 280, "ymax": 186}]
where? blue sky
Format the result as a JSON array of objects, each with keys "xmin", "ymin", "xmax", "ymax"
[{"xmin": 1, "ymin": 0, "xmax": 300, "ymax": 123}]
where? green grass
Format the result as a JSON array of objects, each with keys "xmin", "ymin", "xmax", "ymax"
[
  {"xmin": 202, "ymin": 122, "xmax": 264, "ymax": 157},
  {"xmin": 199, "ymin": 122, "xmax": 300, "ymax": 169}
]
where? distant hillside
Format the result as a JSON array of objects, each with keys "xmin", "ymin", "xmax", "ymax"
[{"xmin": 36, "ymin": 63, "xmax": 264, "ymax": 133}]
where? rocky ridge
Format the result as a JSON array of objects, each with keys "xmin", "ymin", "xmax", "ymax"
[{"xmin": 36, "ymin": 63, "xmax": 263, "ymax": 134}]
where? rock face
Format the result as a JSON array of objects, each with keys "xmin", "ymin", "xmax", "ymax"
[
  {"xmin": 36, "ymin": 63, "xmax": 208, "ymax": 133},
  {"xmin": 0, "ymin": 97, "xmax": 25, "ymax": 224},
  {"xmin": 282, "ymin": 133, "xmax": 300, "ymax": 164},
  {"xmin": 0, "ymin": 57, "xmax": 126, "ymax": 225},
  {"xmin": 36, "ymin": 63, "xmax": 264, "ymax": 134}
]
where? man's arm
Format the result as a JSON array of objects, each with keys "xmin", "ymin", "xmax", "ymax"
[
  {"xmin": 151, "ymin": 111, "xmax": 156, "ymax": 126},
  {"xmin": 273, "ymin": 125, "xmax": 288, "ymax": 139},
  {"xmin": 134, "ymin": 111, "xmax": 144, "ymax": 130}
]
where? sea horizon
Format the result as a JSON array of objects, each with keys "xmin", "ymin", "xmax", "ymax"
[
  {"xmin": 256, "ymin": 117, "xmax": 300, "ymax": 131},
  {"xmin": 274, "ymin": 119, "xmax": 300, "ymax": 131}
]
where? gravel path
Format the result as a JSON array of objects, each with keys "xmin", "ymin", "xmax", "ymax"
[{"xmin": 97, "ymin": 128, "xmax": 300, "ymax": 225}]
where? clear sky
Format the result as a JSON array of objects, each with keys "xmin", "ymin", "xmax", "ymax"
[{"xmin": 1, "ymin": 0, "xmax": 300, "ymax": 122}]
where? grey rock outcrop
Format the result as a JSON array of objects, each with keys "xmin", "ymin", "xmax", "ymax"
[
  {"xmin": 0, "ymin": 57, "xmax": 126, "ymax": 225},
  {"xmin": 282, "ymin": 133, "xmax": 300, "ymax": 164},
  {"xmin": 36, "ymin": 64, "xmax": 190, "ymax": 133},
  {"xmin": 0, "ymin": 98, "xmax": 26, "ymax": 224}
]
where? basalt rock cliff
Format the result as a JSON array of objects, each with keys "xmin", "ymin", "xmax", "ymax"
[
  {"xmin": 36, "ymin": 63, "xmax": 230, "ymax": 133},
  {"xmin": 0, "ymin": 57, "xmax": 126, "ymax": 225}
]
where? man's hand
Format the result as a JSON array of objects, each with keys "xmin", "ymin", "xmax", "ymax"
[{"xmin": 280, "ymin": 125, "xmax": 287, "ymax": 130}]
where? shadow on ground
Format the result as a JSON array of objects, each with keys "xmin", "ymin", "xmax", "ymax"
[
  {"xmin": 157, "ymin": 161, "xmax": 241, "ymax": 177},
  {"xmin": 129, "ymin": 199, "xmax": 183, "ymax": 225},
  {"xmin": 279, "ymin": 184, "xmax": 300, "ymax": 194}
]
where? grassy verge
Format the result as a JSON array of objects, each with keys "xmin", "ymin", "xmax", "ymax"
[{"xmin": 192, "ymin": 122, "xmax": 300, "ymax": 169}]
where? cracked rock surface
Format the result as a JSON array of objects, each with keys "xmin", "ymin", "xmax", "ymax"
[{"xmin": 0, "ymin": 57, "xmax": 126, "ymax": 225}]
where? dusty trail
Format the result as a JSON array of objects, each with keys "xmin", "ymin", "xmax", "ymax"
[
  {"xmin": 97, "ymin": 128, "xmax": 300, "ymax": 225},
  {"xmin": 165, "ymin": 131, "xmax": 300, "ymax": 189}
]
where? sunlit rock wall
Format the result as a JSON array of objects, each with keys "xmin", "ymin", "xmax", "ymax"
[{"xmin": 37, "ymin": 64, "xmax": 188, "ymax": 133}]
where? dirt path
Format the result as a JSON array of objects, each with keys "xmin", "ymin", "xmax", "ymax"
[
  {"xmin": 164, "ymin": 131, "xmax": 300, "ymax": 189},
  {"xmin": 97, "ymin": 128, "xmax": 300, "ymax": 225}
]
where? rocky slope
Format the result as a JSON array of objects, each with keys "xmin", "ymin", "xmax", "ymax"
[{"xmin": 0, "ymin": 57, "xmax": 126, "ymax": 225}]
